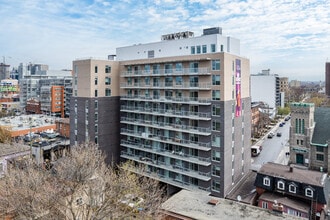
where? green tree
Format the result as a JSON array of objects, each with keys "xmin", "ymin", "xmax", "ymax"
[{"xmin": 277, "ymin": 107, "xmax": 290, "ymax": 116}]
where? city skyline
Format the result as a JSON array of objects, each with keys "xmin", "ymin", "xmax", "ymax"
[{"xmin": 1, "ymin": 0, "xmax": 329, "ymax": 81}]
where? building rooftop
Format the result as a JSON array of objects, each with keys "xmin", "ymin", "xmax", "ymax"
[
  {"xmin": 312, "ymin": 107, "xmax": 330, "ymax": 146},
  {"xmin": 162, "ymin": 189, "xmax": 301, "ymax": 220},
  {"xmin": 258, "ymin": 162, "xmax": 327, "ymax": 187},
  {"xmin": 0, "ymin": 143, "xmax": 30, "ymax": 157}
]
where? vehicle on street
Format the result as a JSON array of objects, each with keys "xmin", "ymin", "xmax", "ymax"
[
  {"xmin": 267, "ymin": 133, "xmax": 274, "ymax": 138},
  {"xmin": 251, "ymin": 145, "xmax": 262, "ymax": 157},
  {"xmin": 277, "ymin": 132, "xmax": 282, "ymax": 137}
]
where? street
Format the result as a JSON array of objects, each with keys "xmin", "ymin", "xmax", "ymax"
[{"xmin": 251, "ymin": 118, "xmax": 291, "ymax": 171}]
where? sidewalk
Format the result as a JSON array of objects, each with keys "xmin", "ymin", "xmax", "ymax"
[{"xmin": 275, "ymin": 144, "xmax": 290, "ymax": 165}]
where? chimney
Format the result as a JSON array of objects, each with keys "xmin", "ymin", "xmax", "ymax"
[{"xmin": 289, "ymin": 165, "xmax": 293, "ymax": 172}]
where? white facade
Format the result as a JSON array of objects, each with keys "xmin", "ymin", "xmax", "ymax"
[
  {"xmin": 116, "ymin": 29, "xmax": 240, "ymax": 61},
  {"xmin": 251, "ymin": 74, "xmax": 278, "ymax": 109}
]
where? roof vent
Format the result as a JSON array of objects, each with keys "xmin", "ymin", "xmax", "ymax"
[{"xmin": 208, "ymin": 198, "xmax": 219, "ymax": 206}]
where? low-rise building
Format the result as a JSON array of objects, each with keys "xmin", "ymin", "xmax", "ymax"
[{"xmin": 254, "ymin": 162, "xmax": 330, "ymax": 219}]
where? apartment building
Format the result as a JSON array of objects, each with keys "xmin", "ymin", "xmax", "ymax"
[
  {"xmin": 326, "ymin": 62, "xmax": 330, "ymax": 97},
  {"xmin": 117, "ymin": 27, "xmax": 251, "ymax": 197},
  {"xmin": 70, "ymin": 59, "xmax": 121, "ymax": 164},
  {"xmin": 71, "ymin": 27, "xmax": 250, "ymax": 197}
]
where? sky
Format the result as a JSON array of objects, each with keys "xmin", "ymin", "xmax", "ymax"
[{"xmin": 0, "ymin": 0, "xmax": 329, "ymax": 81}]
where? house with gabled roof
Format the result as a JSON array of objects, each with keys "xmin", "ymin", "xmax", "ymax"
[{"xmin": 254, "ymin": 162, "xmax": 330, "ymax": 219}]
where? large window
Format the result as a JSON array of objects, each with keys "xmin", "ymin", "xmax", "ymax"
[
  {"xmin": 165, "ymin": 63, "xmax": 173, "ymax": 74},
  {"xmin": 212, "ymin": 165, "xmax": 221, "ymax": 176},
  {"xmin": 212, "ymin": 75, "xmax": 220, "ymax": 85},
  {"xmin": 212, "ymin": 105, "xmax": 220, "ymax": 116},
  {"xmin": 202, "ymin": 45, "xmax": 207, "ymax": 53},
  {"xmin": 316, "ymin": 154, "xmax": 324, "ymax": 161},
  {"xmin": 261, "ymin": 201, "xmax": 268, "ymax": 209},
  {"xmin": 105, "ymin": 65, "xmax": 111, "ymax": 73},
  {"xmin": 105, "ymin": 88, "xmax": 111, "ymax": 96},
  {"xmin": 212, "ymin": 180, "xmax": 220, "ymax": 192},
  {"xmin": 263, "ymin": 177, "xmax": 270, "ymax": 186},
  {"xmin": 212, "ymin": 150, "xmax": 220, "ymax": 162},
  {"xmin": 105, "ymin": 77, "xmax": 111, "ymax": 85},
  {"xmin": 316, "ymin": 146, "xmax": 324, "ymax": 152},
  {"xmin": 191, "ymin": 46, "xmax": 195, "ymax": 54},
  {"xmin": 212, "ymin": 90, "xmax": 220, "ymax": 100},
  {"xmin": 212, "ymin": 135, "xmax": 220, "ymax": 147},
  {"xmin": 211, "ymin": 44, "xmax": 216, "ymax": 52},
  {"xmin": 95, "ymin": 66, "xmax": 98, "ymax": 73},
  {"xmin": 196, "ymin": 45, "xmax": 201, "ymax": 54},
  {"xmin": 212, "ymin": 121, "xmax": 220, "ymax": 131},
  {"xmin": 212, "ymin": 59, "xmax": 220, "ymax": 70},
  {"xmin": 175, "ymin": 76, "xmax": 182, "ymax": 85},
  {"xmin": 175, "ymin": 63, "xmax": 182, "ymax": 72}
]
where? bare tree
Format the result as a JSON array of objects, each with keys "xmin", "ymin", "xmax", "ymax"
[{"xmin": 0, "ymin": 142, "xmax": 166, "ymax": 219}]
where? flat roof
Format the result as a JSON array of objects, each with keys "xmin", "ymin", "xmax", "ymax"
[{"xmin": 162, "ymin": 190, "xmax": 302, "ymax": 220}]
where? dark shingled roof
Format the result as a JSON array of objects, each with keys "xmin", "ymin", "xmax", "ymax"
[
  {"xmin": 312, "ymin": 107, "xmax": 330, "ymax": 145},
  {"xmin": 258, "ymin": 162, "xmax": 326, "ymax": 187}
]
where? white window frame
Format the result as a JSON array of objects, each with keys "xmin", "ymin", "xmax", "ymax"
[
  {"xmin": 305, "ymin": 187, "xmax": 313, "ymax": 198},
  {"xmin": 289, "ymin": 184, "xmax": 296, "ymax": 193},
  {"xmin": 263, "ymin": 177, "xmax": 270, "ymax": 186},
  {"xmin": 277, "ymin": 180, "xmax": 285, "ymax": 190},
  {"xmin": 261, "ymin": 201, "xmax": 268, "ymax": 209}
]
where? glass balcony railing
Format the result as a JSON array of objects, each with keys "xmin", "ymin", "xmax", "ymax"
[
  {"xmin": 120, "ymin": 128, "xmax": 211, "ymax": 150},
  {"xmin": 121, "ymin": 67, "xmax": 211, "ymax": 77},
  {"xmin": 120, "ymin": 82, "xmax": 211, "ymax": 90},
  {"xmin": 120, "ymin": 95, "xmax": 211, "ymax": 105},
  {"xmin": 120, "ymin": 105, "xmax": 211, "ymax": 120},
  {"xmin": 120, "ymin": 151, "xmax": 211, "ymax": 182},
  {"xmin": 121, "ymin": 139, "xmax": 211, "ymax": 166},
  {"xmin": 120, "ymin": 117, "xmax": 211, "ymax": 135}
]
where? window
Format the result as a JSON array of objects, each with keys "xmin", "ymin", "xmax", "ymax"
[
  {"xmin": 211, "ymin": 44, "xmax": 216, "ymax": 52},
  {"xmin": 212, "ymin": 90, "xmax": 220, "ymax": 100},
  {"xmin": 316, "ymin": 154, "xmax": 324, "ymax": 161},
  {"xmin": 300, "ymin": 140, "xmax": 304, "ymax": 145},
  {"xmin": 191, "ymin": 46, "xmax": 195, "ymax": 54},
  {"xmin": 165, "ymin": 64, "xmax": 173, "ymax": 74},
  {"xmin": 212, "ymin": 75, "xmax": 220, "ymax": 85},
  {"xmin": 212, "ymin": 59, "xmax": 220, "ymax": 70},
  {"xmin": 175, "ymin": 63, "xmax": 182, "ymax": 72},
  {"xmin": 94, "ymin": 100, "xmax": 98, "ymax": 109},
  {"xmin": 212, "ymin": 121, "xmax": 220, "ymax": 131},
  {"xmin": 196, "ymin": 45, "xmax": 201, "ymax": 54},
  {"xmin": 212, "ymin": 105, "xmax": 220, "ymax": 116},
  {"xmin": 144, "ymin": 64, "xmax": 150, "ymax": 73},
  {"xmin": 175, "ymin": 76, "xmax": 182, "ymax": 85},
  {"xmin": 220, "ymin": 44, "xmax": 224, "ymax": 52},
  {"xmin": 288, "ymin": 209, "xmax": 302, "ymax": 217},
  {"xmin": 105, "ymin": 88, "xmax": 111, "ymax": 96},
  {"xmin": 105, "ymin": 77, "xmax": 111, "ymax": 85},
  {"xmin": 145, "ymin": 77, "xmax": 150, "ymax": 85},
  {"xmin": 95, "ymin": 124, "xmax": 98, "ymax": 133},
  {"xmin": 212, "ymin": 135, "xmax": 220, "ymax": 147},
  {"xmin": 95, "ymin": 66, "xmax": 98, "ymax": 73},
  {"xmin": 202, "ymin": 45, "xmax": 207, "ymax": 53},
  {"xmin": 212, "ymin": 165, "xmax": 221, "ymax": 176},
  {"xmin": 94, "ymin": 90, "xmax": 98, "ymax": 97},
  {"xmin": 316, "ymin": 146, "xmax": 324, "ymax": 152},
  {"xmin": 261, "ymin": 201, "xmax": 268, "ymax": 209},
  {"xmin": 212, "ymin": 180, "xmax": 220, "ymax": 192},
  {"xmin": 263, "ymin": 177, "xmax": 270, "ymax": 186},
  {"xmin": 76, "ymin": 198, "xmax": 83, "ymax": 205},
  {"xmin": 190, "ymin": 62, "xmax": 198, "ymax": 73},
  {"xmin": 148, "ymin": 50, "xmax": 154, "ymax": 58},
  {"xmin": 305, "ymin": 187, "xmax": 313, "ymax": 197},
  {"xmin": 277, "ymin": 180, "xmax": 285, "ymax": 190},
  {"xmin": 289, "ymin": 184, "xmax": 296, "ymax": 193},
  {"xmin": 212, "ymin": 150, "xmax": 220, "ymax": 162},
  {"xmin": 105, "ymin": 65, "xmax": 111, "ymax": 73},
  {"xmin": 94, "ymin": 77, "xmax": 98, "ymax": 85}
]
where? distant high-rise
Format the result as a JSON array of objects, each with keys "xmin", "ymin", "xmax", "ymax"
[{"xmin": 325, "ymin": 62, "xmax": 330, "ymax": 97}]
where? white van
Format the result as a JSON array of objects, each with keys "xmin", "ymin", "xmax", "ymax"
[{"xmin": 251, "ymin": 145, "xmax": 262, "ymax": 157}]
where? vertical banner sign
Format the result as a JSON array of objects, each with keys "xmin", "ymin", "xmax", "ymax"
[{"xmin": 235, "ymin": 59, "xmax": 241, "ymax": 117}]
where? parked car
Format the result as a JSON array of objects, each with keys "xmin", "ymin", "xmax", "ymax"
[
  {"xmin": 251, "ymin": 145, "xmax": 262, "ymax": 157},
  {"xmin": 277, "ymin": 132, "xmax": 282, "ymax": 137}
]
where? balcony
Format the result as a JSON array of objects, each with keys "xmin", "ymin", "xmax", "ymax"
[
  {"xmin": 121, "ymin": 67, "xmax": 211, "ymax": 77},
  {"xmin": 120, "ymin": 105, "xmax": 211, "ymax": 120},
  {"xmin": 120, "ymin": 128, "xmax": 211, "ymax": 150},
  {"xmin": 120, "ymin": 82, "xmax": 211, "ymax": 90},
  {"xmin": 120, "ymin": 95, "xmax": 211, "ymax": 105},
  {"xmin": 121, "ymin": 140, "xmax": 211, "ymax": 166},
  {"xmin": 120, "ymin": 151, "xmax": 211, "ymax": 182},
  {"xmin": 120, "ymin": 118, "xmax": 211, "ymax": 136}
]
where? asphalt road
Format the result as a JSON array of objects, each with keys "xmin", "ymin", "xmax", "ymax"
[{"xmin": 251, "ymin": 118, "xmax": 291, "ymax": 171}]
